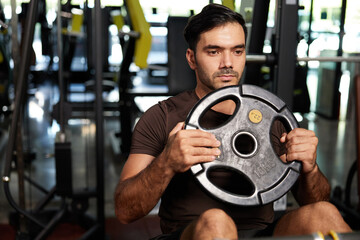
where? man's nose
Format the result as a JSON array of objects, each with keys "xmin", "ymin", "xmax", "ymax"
[{"xmin": 219, "ymin": 51, "xmax": 233, "ymax": 69}]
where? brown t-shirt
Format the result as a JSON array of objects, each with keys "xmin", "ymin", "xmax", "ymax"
[{"xmin": 131, "ymin": 90, "xmax": 287, "ymax": 233}]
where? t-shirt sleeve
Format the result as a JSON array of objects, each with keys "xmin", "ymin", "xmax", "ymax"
[{"xmin": 130, "ymin": 103, "xmax": 168, "ymax": 157}]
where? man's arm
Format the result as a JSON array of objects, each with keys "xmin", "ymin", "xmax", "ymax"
[
  {"xmin": 292, "ymin": 163, "xmax": 330, "ymax": 205},
  {"xmin": 280, "ymin": 128, "xmax": 330, "ymax": 206},
  {"xmin": 114, "ymin": 153, "xmax": 174, "ymax": 224},
  {"xmin": 114, "ymin": 122, "xmax": 221, "ymax": 224}
]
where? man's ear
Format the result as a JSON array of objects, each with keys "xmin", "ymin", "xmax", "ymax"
[{"xmin": 186, "ymin": 48, "xmax": 196, "ymax": 70}]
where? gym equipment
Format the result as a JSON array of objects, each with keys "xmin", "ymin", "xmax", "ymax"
[
  {"xmin": 331, "ymin": 74, "xmax": 360, "ymax": 230},
  {"xmin": 3, "ymin": 0, "xmax": 47, "ymax": 232},
  {"xmin": 167, "ymin": 16, "xmax": 196, "ymax": 95},
  {"xmin": 243, "ymin": 0, "xmax": 270, "ymax": 87},
  {"xmin": 126, "ymin": 0, "xmax": 151, "ymax": 69},
  {"xmin": 117, "ymin": 1, "xmax": 196, "ymax": 155},
  {"xmin": 0, "ymin": 3, "xmax": 11, "ymax": 112},
  {"xmin": 246, "ymin": 55, "xmax": 360, "ymax": 63},
  {"xmin": 222, "ymin": 0, "xmax": 235, "ymax": 11},
  {"xmin": 185, "ymin": 84, "xmax": 301, "ymax": 206},
  {"xmin": 2, "ymin": 0, "xmax": 106, "ymax": 238},
  {"xmin": 0, "ymin": 51, "xmax": 11, "ymax": 110},
  {"xmin": 354, "ymin": 75, "xmax": 360, "ymax": 212},
  {"xmin": 239, "ymin": 231, "xmax": 360, "ymax": 240}
]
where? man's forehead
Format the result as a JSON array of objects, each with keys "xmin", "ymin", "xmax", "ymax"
[{"xmin": 198, "ymin": 23, "xmax": 246, "ymax": 47}]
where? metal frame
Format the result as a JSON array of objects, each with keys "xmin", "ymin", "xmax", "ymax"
[
  {"xmin": 246, "ymin": 55, "xmax": 360, "ymax": 63},
  {"xmin": 94, "ymin": 0, "xmax": 105, "ymax": 237},
  {"xmin": 331, "ymin": 0, "xmax": 347, "ymax": 119},
  {"xmin": 244, "ymin": 0, "xmax": 270, "ymax": 86},
  {"xmin": 273, "ymin": 0, "xmax": 299, "ymax": 110},
  {"xmin": 2, "ymin": 0, "xmax": 106, "ymax": 238}
]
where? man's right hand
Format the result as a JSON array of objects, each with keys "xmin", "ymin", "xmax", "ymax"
[
  {"xmin": 115, "ymin": 122, "xmax": 220, "ymax": 224},
  {"xmin": 159, "ymin": 122, "xmax": 221, "ymax": 175}
]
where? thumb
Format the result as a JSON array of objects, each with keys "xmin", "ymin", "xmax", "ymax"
[
  {"xmin": 169, "ymin": 122, "xmax": 185, "ymax": 137},
  {"xmin": 280, "ymin": 133, "xmax": 287, "ymax": 143}
]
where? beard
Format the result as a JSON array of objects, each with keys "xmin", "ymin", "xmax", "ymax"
[{"xmin": 196, "ymin": 65, "xmax": 241, "ymax": 91}]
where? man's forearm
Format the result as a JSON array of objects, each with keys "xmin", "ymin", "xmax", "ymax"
[
  {"xmin": 114, "ymin": 155, "xmax": 174, "ymax": 224},
  {"xmin": 294, "ymin": 164, "xmax": 331, "ymax": 205}
]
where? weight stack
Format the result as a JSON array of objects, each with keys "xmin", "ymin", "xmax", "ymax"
[{"xmin": 55, "ymin": 132, "xmax": 73, "ymax": 197}]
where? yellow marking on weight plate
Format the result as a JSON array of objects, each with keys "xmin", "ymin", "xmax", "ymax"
[
  {"xmin": 313, "ymin": 231, "xmax": 325, "ymax": 240},
  {"xmin": 328, "ymin": 230, "xmax": 339, "ymax": 240},
  {"xmin": 249, "ymin": 109, "xmax": 262, "ymax": 124}
]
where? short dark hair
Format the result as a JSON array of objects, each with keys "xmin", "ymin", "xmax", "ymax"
[{"xmin": 184, "ymin": 3, "xmax": 247, "ymax": 51}]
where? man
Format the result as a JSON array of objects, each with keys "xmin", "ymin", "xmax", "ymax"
[{"xmin": 115, "ymin": 4, "xmax": 351, "ymax": 239}]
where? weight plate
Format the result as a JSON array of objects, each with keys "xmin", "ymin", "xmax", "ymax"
[{"xmin": 185, "ymin": 84, "xmax": 301, "ymax": 206}]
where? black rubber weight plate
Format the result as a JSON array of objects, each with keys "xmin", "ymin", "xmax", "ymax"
[{"xmin": 185, "ymin": 84, "xmax": 301, "ymax": 206}]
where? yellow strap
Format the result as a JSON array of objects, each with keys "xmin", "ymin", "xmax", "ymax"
[
  {"xmin": 222, "ymin": 0, "xmax": 235, "ymax": 11},
  {"xmin": 328, "ymin": 230, "xmax": 340, "ymax": 240},
  {"xmin": 0, "ymin": 28, "xmax": 8, "ymax": 35},
  {"xmin": 71, "ymin": 9, "xmax": 84, "ymax": 33},
  {"xmin": 126, "ymin": 0, "xmax": 152, "ymax": 69},
  {"xmin": 0, "ymin": 84, "xmax": 4, "ymax": 94},
  {"xmin": 0, "ymin": 50, "xmax": 3, "ymax": 64},
  {"xmin": 111, "ymin": 10, "xmax": 125, "ymax": 30}
]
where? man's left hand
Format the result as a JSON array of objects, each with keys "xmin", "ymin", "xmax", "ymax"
[{"xmin": 280, "ymin": 128, "xmax": 318, "ymax": 174}]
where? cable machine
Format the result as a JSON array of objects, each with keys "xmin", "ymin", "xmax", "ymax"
[{"xmin": 2, "ymin": 0, "xmax": 105, "ymax": 238}]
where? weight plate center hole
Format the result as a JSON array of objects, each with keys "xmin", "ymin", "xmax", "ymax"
[{"xmin": 233, "ymin": 132, "xmax": 258, "ymax": 158}]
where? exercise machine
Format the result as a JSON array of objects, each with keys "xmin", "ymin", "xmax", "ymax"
[
  {"xmin": 115, "ymin": 0, "xmax": 196, "ymax": 155},
  {"xmin": 0, "ymin": 3, "xmax": 11, "ymax": 114},
  {"xmin": 331, "ymin": 74, "xmax": 360, "ymax": 230},
  {"xmin": 2, "ymin": 0, "xmax": 107, "ymax": 238}
]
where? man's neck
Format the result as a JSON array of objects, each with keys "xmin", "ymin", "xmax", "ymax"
[
  {"xmin": 211, "ymin": 99, "xmax": 237, "ymax": 115},
  {"xmin": 195, "ymin": 87, "xmax": 237, "ymax": 115}
]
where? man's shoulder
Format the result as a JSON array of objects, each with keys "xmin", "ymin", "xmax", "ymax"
[
  {"xmin": 161, "ymin": 90, "xmax": 198, "ymax": 111},
  {"xmin": 141, "ymin": 90, "xmax": 197, "ymax": 122}
]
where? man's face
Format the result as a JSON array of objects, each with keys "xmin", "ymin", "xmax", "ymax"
[{"xmin": 186, "ymin": 22, "xmax": 246, "ymax": 98}]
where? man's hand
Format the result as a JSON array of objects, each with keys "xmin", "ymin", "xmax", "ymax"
[
  {"xmin": 280, "ymin": 128, "xmax": 330, "ymax": 204},
  {"xmin": 160, "ymin": 122, "xmax": 221, "ymax": 174},
  {"xmin": 280, "ymin": 128, "xmax": 318, "ymax": 174}
]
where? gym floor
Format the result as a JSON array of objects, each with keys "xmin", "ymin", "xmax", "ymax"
[{"xmin": 0, "ymin": 77, "xmax": 358, "ymax": 239}]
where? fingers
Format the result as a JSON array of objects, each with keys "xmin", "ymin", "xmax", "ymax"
[
  {"xmin": 177, "ymin": 130, "xmax": 219, "ymax": 146},
  {"xmin": 170, "ymin": 122, "xmax": 217, "ymax": 141},
  {"xmin": 285, "ymin": 128, "xmax": 316, "ymax": 140},
  {"xmin": 164, "ymin": 123, "xmax": 221, "ymax": 173},
  {"xmin": 282, "ymin": 128, "xmax": 316, "ymax": 145},
  {"xmin": 280, "ymin": 133, "xmax": 287, "ymax": 143},
  {"xmin": 284, "ymin": 136, "xmax": 318, "ymax": 152},
  {"xmin": 169, "ymin": 122, "xmax": 185, "ymax": 137},
  {"xmin": 285, "ymin": 145, "xmax": 316, "ymax": 162},
  {"xmin": 282, "ymin": 128, "xmax": 318, "ymax": 174},
  {"xmin": 184, "ymin": 144, "xmax": 221, "ymax": 156},
  {"xmin": 175, "ymin": 130, "xmax": 221, "ymax": 158}
]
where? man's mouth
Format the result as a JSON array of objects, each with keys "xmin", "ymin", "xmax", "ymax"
[{"xmin": 218, "ymin": 75, "xmax": 234, "ymax": 81}]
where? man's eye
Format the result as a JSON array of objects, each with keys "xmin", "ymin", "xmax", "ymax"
[
  {"xmin": 208, "ymin": 50, "xmax": 219, "ymax": 55},
  {"xmin": 234, "ymin": 50, "xmax": 244, "ymax": 55}
]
